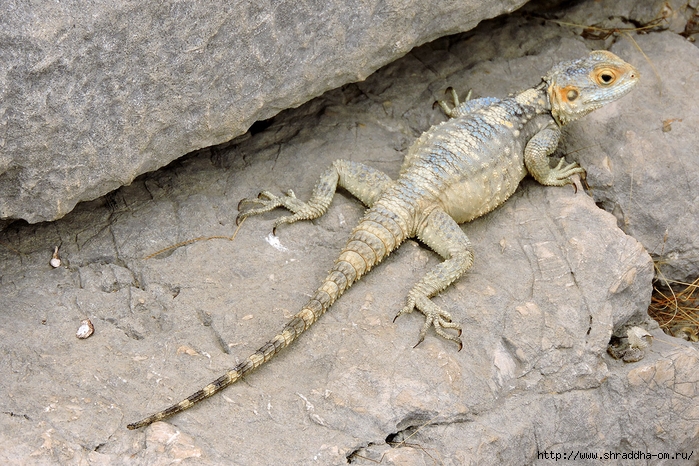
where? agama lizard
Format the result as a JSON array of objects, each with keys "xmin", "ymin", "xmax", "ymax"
[{"xmin": 128, "ymin": 50, "xmax": 638, "ymax": 429}]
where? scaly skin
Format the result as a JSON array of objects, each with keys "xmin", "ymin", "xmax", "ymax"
[{"xmin": 128, "ymin": 50, "xmax": 638, "ymax": 430}]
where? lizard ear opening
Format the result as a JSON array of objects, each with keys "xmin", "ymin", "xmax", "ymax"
[{"xmin": 554, "ymin": 85, "xmax": 580, "ymax": 104}]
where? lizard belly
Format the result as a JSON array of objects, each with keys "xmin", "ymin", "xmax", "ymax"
[{"xmin": 440, "ymin": 144, "xmax": 527, "ymax": 224}]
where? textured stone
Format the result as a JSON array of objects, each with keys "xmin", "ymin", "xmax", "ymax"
[
  {"xmin": 569, "ymin": 34, "xmax": 699, "ymax": 282},
  {"xmin": 0, "ymin": 0, "xmax": 525, "ymax": 224},
  {"xmin": 1, "ymin": 1, "xmax": 698, "ymax": 465}
]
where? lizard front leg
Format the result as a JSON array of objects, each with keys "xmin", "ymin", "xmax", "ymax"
[
  {"xmin": 237, "ymin": 159, "xmax": 393, "ymax": 231},
  {"xmin": 437, "ymin": 88, "xmax": 501, "ymax": 119},
  {"xmin": 524, "ymin": 122, "xmax": 586, "ymax": 186},
  {"xmin": 437, "ymin": 88, "xmax": 471, "ymax": 118},
  {"xmin": 394, "ymin": 208, "xmax": 474, "ymax": 350}
]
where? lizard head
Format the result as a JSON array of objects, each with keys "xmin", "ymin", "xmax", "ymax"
[{"xmin": 543, "ymin": 50, "xmax": 639, "ymax": 126}]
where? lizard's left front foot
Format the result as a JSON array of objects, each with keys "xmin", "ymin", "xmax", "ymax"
[
  {"xmin": 542, "ymin": 158, "xmax": 586, "ymax": 186},
  {"xmin": 395, "ymin": 293, "xmax": 463, "ymax": 350}
]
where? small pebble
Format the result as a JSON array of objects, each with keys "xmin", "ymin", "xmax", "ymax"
[
  {"xmin": 76, "ymin": 319, "xmax": 94, "ymax": 339},
  {"xmin": 627, "ymin": 326, "xmax": 652, "ymax": 350},
  {"xmin": 50, "ymin": 246, "xmax": 61, "ymax": 268}
]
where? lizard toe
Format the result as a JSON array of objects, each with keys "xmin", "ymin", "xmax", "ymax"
[
  {"xmin": 393, "ymin": 297, "xmax": 417, "ymax": 323},
  {"xmin": 407, "ymin": 294, "xmax": 462, "ymax": 349}
]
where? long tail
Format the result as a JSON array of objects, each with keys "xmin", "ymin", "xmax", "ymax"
[{"xmin": 127, "ymin": 205, "xmax": 407, "ymax": 429}]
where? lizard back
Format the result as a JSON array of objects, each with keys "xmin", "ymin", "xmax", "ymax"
[{"xmin": 398, "ymin": 87, "xmax": 554, "ymax": 224}]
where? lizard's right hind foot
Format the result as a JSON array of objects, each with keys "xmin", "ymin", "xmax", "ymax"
[{"xmin": 395, "ymin": 294, "xmax": 463, "ymax": 351}]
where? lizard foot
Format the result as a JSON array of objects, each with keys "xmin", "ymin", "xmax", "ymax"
[
  {"xmin": 237, "ymin": 190, "xmax": 312, "ymax": 231},
  {"xmin": 542, "ymin": 158, "xmax": 586, "ymax": 186},
  {"xmin": 394, "ymin": 294, "xmax": 462, "ymax": 350},
  {"xmin": 436, "ymin": 88, "xmax": 472, "ymax": 118}
]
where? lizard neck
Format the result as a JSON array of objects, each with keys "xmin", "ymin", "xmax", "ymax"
[{"xmin": 513, "ymin": 81, "xmax": 552, "ymax": 117}]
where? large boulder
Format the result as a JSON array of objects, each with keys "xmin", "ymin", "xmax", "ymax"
[
  {"xmin": 0, "ymin": 0, "xmax": 526, "ymax": 224},
  {"xmin": 1, "ymin": 0, "xmax": 698, "ymax": 464}
]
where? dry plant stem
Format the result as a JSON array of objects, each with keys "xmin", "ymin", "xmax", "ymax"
[
  {"xmin": 144, "ymin": 217, "xmax": 246, "ymax": 260},
  {"xmin": 648, "ymin": 264, "xmax": 699, "ymax": 332}
]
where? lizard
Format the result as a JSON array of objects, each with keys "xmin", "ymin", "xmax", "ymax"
[{"xmin": 128, "ymin": 50, "xmax": 638, "ymax": 430}]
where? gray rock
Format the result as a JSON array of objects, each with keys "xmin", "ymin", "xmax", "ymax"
[
  {"xmin": 0, "ymin": 0, "xmax": 527, "ymax": 224},
  {"xmin": 560, "ymin": 0, "xmax": 698, "ymax": 36},
  {"xmin": 568, "ymin": 33, "xmax": 699, "ymax": 282},
  {"xmin": 1, "ymin": 3, "xmax": 698, "ymax": 465}
]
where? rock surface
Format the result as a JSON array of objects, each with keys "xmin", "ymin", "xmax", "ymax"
[
  {"xmin": 571, "ymin": 34, "xmax": 699, "ymax": 282},
  {"xmin": 0, "ymin": 0, "xmax": 526, "ymax": 224},
  {"xmin": 1, "ymin": 1, "xmax": 699, "ymax": 465}
]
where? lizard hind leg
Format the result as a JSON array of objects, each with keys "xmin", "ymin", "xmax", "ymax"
[{"xmin": 394, "ymin": 208, "xmax": 474, "ymax": 350}]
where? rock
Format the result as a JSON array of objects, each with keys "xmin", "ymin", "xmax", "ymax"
[
  {"xmin": 356, "ymin": 331, "xmax": 699, "ymax": 465},
  {"xmin": 1, "ymin": 2, "xmax": 698, "ymax": 465},
  {"xmin": 568, "ymin": 33, "xmax": 699, "ymax": 282},
  {"xmin": 0, "ymin": 0, "xmax": 527, "ymax": 224},
  {"xmin": 139, "ymin": 422, "xmax": 204, "ymax": 465},
  {"xmin": 608, "ymin": 326, "xmax": 654, "ymax": 362}
]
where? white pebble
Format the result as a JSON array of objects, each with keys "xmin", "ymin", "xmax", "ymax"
[
  {"xmin": 76, "ymin": 319, "xmax": 94, "ymax": 339},
  {"xmin": 50, "ymin": 246, "xmax": 61, "ymax": 268}
]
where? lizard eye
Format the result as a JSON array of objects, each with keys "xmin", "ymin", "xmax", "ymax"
[
  {"xmin": 595, "ymin": 68, "xmax": 617, "ymax": 86},
  {"xmin": 566, "ymin": 89, "xmax": 579, "ymax": 101}
]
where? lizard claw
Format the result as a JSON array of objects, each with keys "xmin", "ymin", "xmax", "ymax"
[
  {"xmin": 548, "ymin": 158, "xmax": 586, "ymax": 186},
  {"xmin": 236, "ymin": 189, "xmax": 316, "ymax": 232},
  {"xmin": 395, "ymin": 294, "xmax": 462, "ymax": 350},
  {"xmin": 436, "ymin": 88, "xmax": 473, "ymax": 119}
]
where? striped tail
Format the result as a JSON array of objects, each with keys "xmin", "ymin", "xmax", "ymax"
[{"xmin": 127, "ymin": 205, "xmax": 407, "ymax": 429}]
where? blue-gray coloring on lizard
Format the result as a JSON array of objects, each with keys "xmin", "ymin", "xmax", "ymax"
[{"xmin": 128, "ymin": 50, "xmax": 639, "ymax": 429}]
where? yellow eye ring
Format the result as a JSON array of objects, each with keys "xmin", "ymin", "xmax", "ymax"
[{"xmin": 595, "ymin": 68, "xmax": 617, "ymax": 86}]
